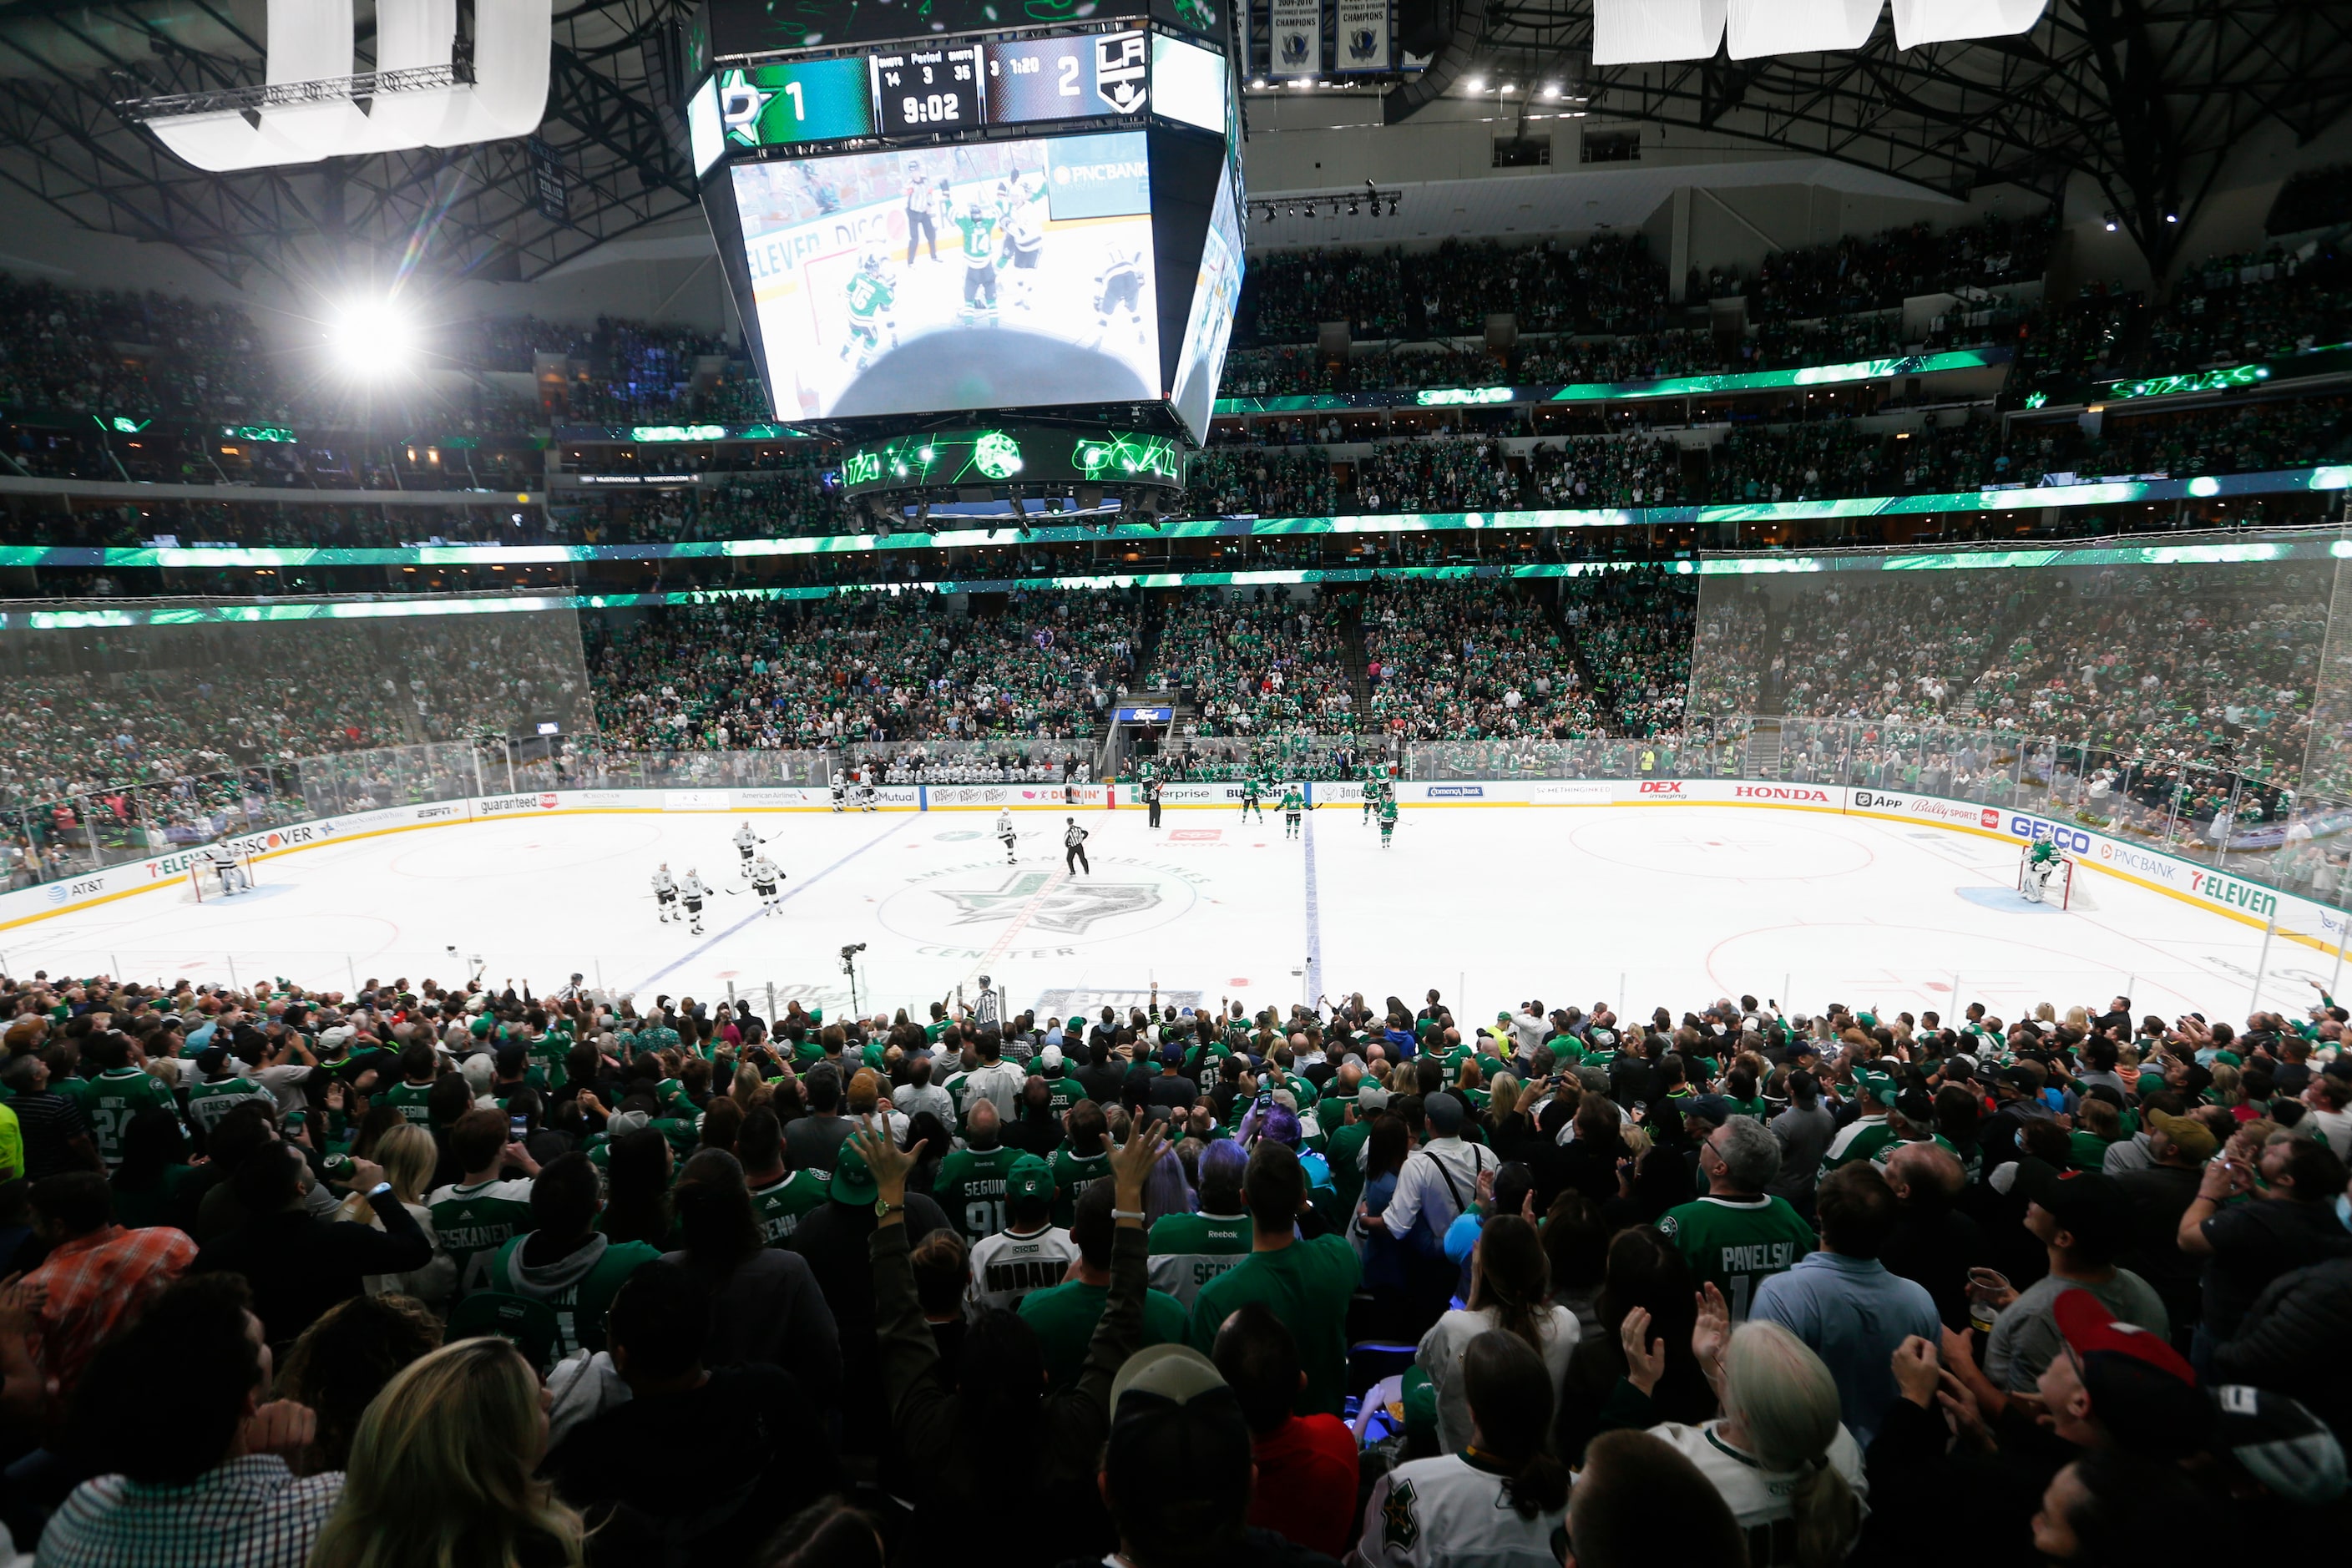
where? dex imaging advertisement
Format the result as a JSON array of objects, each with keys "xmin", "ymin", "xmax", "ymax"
[
  {"xmin": 1168, "ymin": 159, "xmax": 1242, "ymax": 442},
  {"xmin": 730, "ymin": 131, "xmax": 1158, "ymax": 421}
]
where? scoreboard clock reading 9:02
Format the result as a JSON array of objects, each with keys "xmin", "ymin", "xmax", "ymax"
[{"xmin": 873, "ymin": 44, "xmax": 984, "ymax": 134}]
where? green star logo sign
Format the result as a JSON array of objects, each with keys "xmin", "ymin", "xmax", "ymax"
[{"xmin": 973, "ymin": 432, "xmax": 1024, "ymax": 480}]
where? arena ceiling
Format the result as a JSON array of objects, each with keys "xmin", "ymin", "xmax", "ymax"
[{"xmin": 0, "ymin": 0, "xmax": 2339, "ymax": 288}]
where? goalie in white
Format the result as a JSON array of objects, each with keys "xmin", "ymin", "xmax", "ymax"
[
  {"xmin": 679, "ymin": 868, "xmax": 711, "ymax": 935},
  {"xmin": 750, "ymin": 853, "xmax": 785, "ymax": 913},
  {"xmin": 651, "ymin": 862, "xmax": 680, "ymax": 923},
  {"xmin": 2021, "ymin": 839, "xmax": 2062, "ymax": 904},
  {"xmin": 204, "ymin": 842, "xmax": 249, "ymax": 896}
]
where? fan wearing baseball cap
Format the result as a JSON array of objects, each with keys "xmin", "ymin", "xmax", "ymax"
[{"xmin": 1980, "ymin": 1160, "xmax": 2170, "ymax": 1396}]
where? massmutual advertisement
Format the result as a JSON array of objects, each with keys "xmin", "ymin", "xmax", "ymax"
[{"xmin": 731, "ymin": 131, "xmax": 1158, "ymax": 420}]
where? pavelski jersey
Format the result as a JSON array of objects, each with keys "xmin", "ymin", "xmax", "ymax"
[
  {"xmin": 651, "ymin": 867, "xmax": 676, "ymax": 896},
  {"xmin": 1356, "ymin": 1453, "xmax": 1567, "ymax": 1568},
  {"xmin": 428, "ymin": 1177, "xmax": 537, "ymax": 1292},
  {"xmin": 966, "ymin": 1224, "xmax": 1080, "ymax": 1315},
  {"xmin": 933, "ymin": 1144, "xmax": 1028, "ymax": 1243},
  {"xmin": 845, "ymin": 271, "xmax": 894, "ymax": 323},
  {"xmin": 1146, "ymin": 1210, "xmax": 1253, "ymax": 1307},
  {"xmin": 1656, "ymin": 1194, "xmax": 1816, "ymax": 1319},
  {"xmin": 749, "ymin": 1169, "xmax": 831, "ymax": 1243}
]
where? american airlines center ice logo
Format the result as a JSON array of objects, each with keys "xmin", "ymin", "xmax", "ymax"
[
  {"xmin": 936, "ymin": 871, "xmax": 1161, "ymax": 935},
  {"xmin": 880, "ymin": 857, "xmax": 1203, "ymax": 951},
  {"xmin": 123, "ymin": 0, "xmax": 551, "ymax": 172}
]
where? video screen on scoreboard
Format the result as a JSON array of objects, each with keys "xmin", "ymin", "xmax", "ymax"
[
  {"xmin": 730, "ymin": 132, "xmax": 1159, "ymax": 421},
  {"xmin": 1167, "ymin": 157, "xmax": 1242, "ymax": 442}
]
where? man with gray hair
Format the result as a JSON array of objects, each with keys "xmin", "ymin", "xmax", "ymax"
[{"xmin": 1656, "ymin": 1113, "xmax": 1815, "ymax": 1320}]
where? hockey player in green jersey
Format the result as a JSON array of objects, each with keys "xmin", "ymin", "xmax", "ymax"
[
  {"xmin": 1239, "ymin": 773, "xmax": 1265, "ymax": 822},
  {"xmin": 2021, "ymin": 837, "xmax": 2063, "ymax": 904},
  {"xmin": 842, "ymin": 250, "xmax": 897, "ymax": 369},
  {"xmin": 1281, "ymin": 783, "xmax": 1307, "ymax": 839},
  {"xmin": 1377, "ymin": 792, "xmax": 1399, "ymax": 847},
  {"xmin": 953, "ymin": 198, "xmax": 1002, "ymax": 325}
]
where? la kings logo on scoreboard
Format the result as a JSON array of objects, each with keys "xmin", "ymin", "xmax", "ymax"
[{"xmin": 1094, "ymin": 33, "xmax": 1148, "ymax": 114}]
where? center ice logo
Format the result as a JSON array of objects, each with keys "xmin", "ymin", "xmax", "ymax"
[{"xmin": 936, "ymin": 870, "xmax": 1161, "ymax": 934}]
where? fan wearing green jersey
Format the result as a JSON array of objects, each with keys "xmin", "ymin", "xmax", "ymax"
[
  {"xmin": 1657, "ymin": 1115, "xmax": 1815, "ymax": 1320},
  {"xmin": 63, "ymin": 1034, "xmax": 180, "ymax": 1170},
  {"xmin": 428, "ymin": 1109, "xmax": 542, "ymax": 1293},
  {"xmin": 382, "ymin": 1042, "xmax": 442, "ymax": 1130},
  {"xmin": 186, "ymin": 1046, "xmax": 275, "ymax": 1140},
  {"xmin": 931, "ymin": 1099, "xmax": 1026, "ymax": 1245},
  {"xmin": 1050, "ymin": 1101, "xmax": 1114, "ymax": 1228},
  {"xmin": 484, "ymin": 1151, "xmax": 660, "ymax": 1361},
  {"xmin": 1147, "ymin": 1138, "xmax": 1253, "ymax": 1308}
]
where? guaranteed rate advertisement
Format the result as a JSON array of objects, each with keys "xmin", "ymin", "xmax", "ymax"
[
  {"xmin": 731, "ymin": 132, "xmax": 1159, "ymax": 421},
  {"xmin": 1167, "ymin": 158, "xmax": 1242, "ymax": 443}
]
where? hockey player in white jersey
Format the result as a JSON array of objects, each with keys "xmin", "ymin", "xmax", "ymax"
[
  {"xmin": 651, "ymin": 862, "xmax": 680, "ymax": 923},
  {"xmin": 995, "ymin": 807, "xmax": 1017, "ymax": 864},
  {"xmin": 829, "ymin": 771, "xmax": 847, "ymax": 812},
  {"xmin": 678, "ymin": 868, "xmax": 710, "ymax": 935},
  {"xmin": 732, "ymin": 821, "xmax": 761, "ymax": 869},
  {"xmin": 749, "ymin": 853, "xmax": 785, "ymax": 913},
  {"xmin": 857, "ymin": 768, "xmax": 878, "ymax": 812},
  {"xmin": 205, "ymin": 841, "xmax": 248, "ymax": 896}
]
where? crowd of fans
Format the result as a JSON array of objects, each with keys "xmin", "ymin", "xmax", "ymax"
[
  {"xmin": 0, "ymin": 961, "xmax": 2344, "ymax": 1567},
  {"xmin": 1564, "ymin": 568, "xmax": 1696, "ymax": 737},
  {"xmin": 1689, "ymin": 559, "xmax": 2330, "ymax": 782},
  {"xmin": 587, "ymin": 590, "xmax": 1140, "ymax": 751},
  {"xmin": 1237, "ymin": 233, "xmax": 1672, "ymax": 345},
  {"xmin": 1361, "ymin": 579, "xmax": 1601, "ymax": 740},
  {"xmin": 1146, "ymin": 593, "xmax": 1357, "ymax": 737}
]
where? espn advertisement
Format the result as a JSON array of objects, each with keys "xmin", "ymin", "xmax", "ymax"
[{"xmin": 731, "ymin": 131, "xmax": 1158, "ymax": 420}]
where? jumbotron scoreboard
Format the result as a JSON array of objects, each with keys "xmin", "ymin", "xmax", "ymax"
[{"xmin": 678, "ymin": 0, "xmax": 1242, "ymax": 521}]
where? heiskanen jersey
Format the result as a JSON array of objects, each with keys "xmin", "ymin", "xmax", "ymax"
[
  {"xmin": 1146, "ymin": 1210, "xmax": 1253, "ymax": 1308},
  {"xmin": 427, "ymin": 1178, "xmax": 538, "ymax": 1293},
  {"xmin": 1656, "ymin": 1194, "xmax": 1816, "ymax": 1319},
  {"xmin": 749, "ymin": 1170, "xmax": 831, "ymax": 1244},
  {"xmin": 966, "ymin": 1225, "xmax": 1080, "ymax": 1315}
]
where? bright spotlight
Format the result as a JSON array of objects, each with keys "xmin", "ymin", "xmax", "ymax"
[
  {"xmin": 1464, "ymin": 75, "xmax": 1485, "ymax": 91},
  {"xmin": 326, "ymin": 298, "xmax": 416, "ymax": 377}
]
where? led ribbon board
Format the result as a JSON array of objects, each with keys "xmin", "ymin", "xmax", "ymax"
[{"xmin": 837, "ymin": 427, "xmax": 1182, "ymax": 493}]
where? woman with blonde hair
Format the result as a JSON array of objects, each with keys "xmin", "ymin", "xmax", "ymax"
[
  {"xmin": 336, "ymin": 1122, "xmax": 455, "ymax": 1310},
  {"xmin": 1642, "ymin": 1313, "xmax": 1866, "ymax": 1568},
  {"xmin": 307, "ymin": 1335, "xmax": 586, "ymax": 1568}
]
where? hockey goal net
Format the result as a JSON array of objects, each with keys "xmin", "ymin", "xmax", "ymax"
[
  {"xmin": 2017, "ymin": 847, "xmax": 2074, "ymax": 910},
  {"xmin": 188, "ymin": 851, "xmax": 257, "ymax": 902}
]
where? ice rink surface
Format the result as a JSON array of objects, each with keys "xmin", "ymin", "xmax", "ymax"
[{"xmin": 3, "ymin": 804, "xmax": 2329, "ymax": 1026}]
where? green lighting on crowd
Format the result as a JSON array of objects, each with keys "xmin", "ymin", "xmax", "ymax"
[{"xmin": 218, "ymin": 423, "xmax": 294, "ymax": 443}]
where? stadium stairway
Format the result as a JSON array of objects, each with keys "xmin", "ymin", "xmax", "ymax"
[
  {"xmin": 1338, "ymin": 600, "xmax": 1376, "ymax": 721},
  {"xmin": 1549, "ymin": 589, "xmax": 1618, "ymax": 731}
]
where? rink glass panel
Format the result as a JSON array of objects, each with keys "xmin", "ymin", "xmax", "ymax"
[{"xmin": 0, "ymin": 603, "xmax": 599, "ymax": 886}]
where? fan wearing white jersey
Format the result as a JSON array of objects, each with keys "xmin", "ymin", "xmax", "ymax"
[
  {"xmin": 964, "ymin": 1156, "xmax": 1078, "ymax": 1314},
  {"xmin": 650, "ymin": 863, "xmax": 680, "ymax": 923},
  {"xmin": 995, "ymin": 807, "xmax": 1017, "ymax": 864},
  {"xmin": 750, "ymin": 854, "xmax": 785, "ymax": 913},
  {"xmin": 678, "ymin": 868, "xmax": 710, "ymax": 935},
  {"xmin": 733, "ymin": 821, "xmax": 761, "ymax": 868}
]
